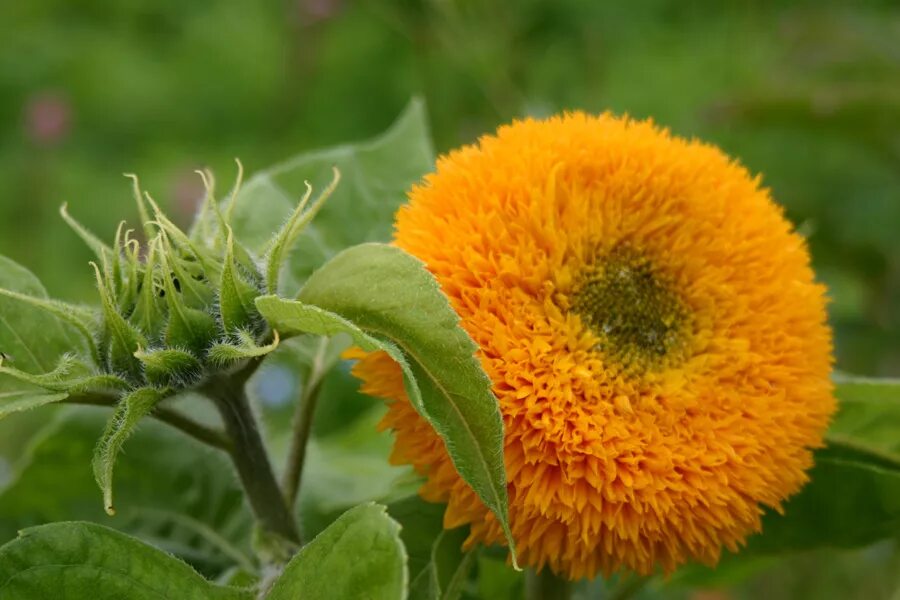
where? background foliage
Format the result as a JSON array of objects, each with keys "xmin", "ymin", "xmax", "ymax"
[{"xmin": 1, "ymin": 1, "xmax": 898, "ymax": 598}]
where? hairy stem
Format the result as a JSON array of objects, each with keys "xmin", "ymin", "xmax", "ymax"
[
  {"xmin": 282, "ymin": 337, "xmax": 329, "ymax": 513},
  {"xmin": 204, "ymin": 375, "xmax": 301, "ymax": 546},
  {"xmin": 525, "ymin": 569, "xmax": 571, "ymax": 600},
  {"xmin": 66, "ymin": 393, "xmax": 232, "ymax": 452}
]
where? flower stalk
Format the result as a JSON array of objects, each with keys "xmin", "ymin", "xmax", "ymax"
[
  {"xmin": 204, "ymin": 371, "xmax": 301, "ymax": 546},
  {"xmin": 282, "ymin": 337, "xmax": 329, "ymax": 513}
]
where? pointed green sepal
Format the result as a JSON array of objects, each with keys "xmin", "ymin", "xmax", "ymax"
[
  {"xmin": 92, "ymin": 387, "xmax": 167, "ymax": 515},
  {"xmin": 265, "ymin": 167, "xmax": 340, "ymax": 294},
  {"xmin": 158, "ymin": 231, "xmax": 215, "ymax": 309},
  {"xmin": 60, "ymin": 204, "xmax": 113, "ymax": 262},
  {"xmin": 207, "ymin": 330, "xmax": 280, "ymax": 367},
  {"xmin": 129, "ymin": 237, "xmax": 166, "ymax": 339},
  {"xmin": 92, "ymin": 262, "xmax": 146, "ymax": 379},
  {"xmin": 219, "ymin": 229, "xmax": 262, "ymax": 334},
  {"xmin": 124, "ymin": 172, "xmax": 157, "ymax": 243},
  {"xmin": 145, "ymin": 192, "xmax": 222, "ymax": 282},
  {"xmin": 0, "ymin": 355, "xmax": 129, "ymax": 394},
  {"xmin": 134, "ymin": 347, "xmax": 204, "ymax": 388},
  {"xmin": 157, "ymin": 242, "xmax": 219, "ymax": 354},
  {"xmin": 223, "ymin": 158, "xmax": 245, "ymax": 226}
]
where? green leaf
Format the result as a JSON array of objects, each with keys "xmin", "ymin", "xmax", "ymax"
[
  {"xmin": 0, "ymin": 286, "xmax": 99, "ymax": 364},
  {"xmin": 745, "ymin": 446, "xmax": 900, "ymax": 554},
  {"xmin": 93, "ymin": 387, "xmax": 167, "ymax": 516},
  {"xmin": 391, "ymin": 496, "xmax": 474, "ymax": 600},
  {"xmin": 256, "ymin": 243, "xmax": 517, "ymax": 565},
  {"xmin": 231, "ymin": 99, "xmax": 435, "ymax": 292},
  {"xmin": 0, "ymin": 255, "xmax": 89, "ymax": 418},
  {"xmin": 297, "ymin": 407, "xmax": 419, "ymax": 540},
  {"xmin": 267, "ymin": 503, "xmax": 407, "ymax": 600},
  {"xmin": 0, "ymin": 388, "xmax": 68, "ymax": 419},
  {"xmin": 0, "ymin": 408, "xmax": 253, "ymax": 575},
  {"xmin": 0, "ymin": 255, "xmax": 86, "ymax": 374},
  {"xmin": 0, "ymin": 521, "xmax": 251, "ymax": 600},
  {"xmin": 830, "ymin": 375, "xmax": 900, "ymax": 455}
]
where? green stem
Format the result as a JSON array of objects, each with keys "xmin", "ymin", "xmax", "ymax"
[
  {"xmin": 66, "ymin": 393, "xmax": 232, "ymax": 452},
  {"xmin": 204, "ymin": 375, "xmax": 301, "ymax": 546},
  {"xmin": 282, "ymin": 337, "xmax": 329, "ymax": 514},
  {"xmin": 525, "ymin": 569, "xmax": 571, "ymax": 600}
]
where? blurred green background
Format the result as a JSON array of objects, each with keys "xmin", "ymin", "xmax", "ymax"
[{"xmin": 0, "ymin": 1, "xmax": 898, "ymax": 597}]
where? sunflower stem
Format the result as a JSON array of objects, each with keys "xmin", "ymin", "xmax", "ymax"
[
  {"xmin": 65, "ymin": 393, "xmax": 232, "ymax": 452},
  {"xmin": 204, "ymin": 373, "xmax": 301, "ymax": 547},
  {"xmin": 282, "ymin": 337, "xmax": 329, "ymax": 519},
  {"xmin": 525, "ymin": 569, "xmax": 571, "ymax": 600}
]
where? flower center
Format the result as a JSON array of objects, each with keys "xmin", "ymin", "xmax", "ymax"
[{"xmin": 571, "ymin": 245, "xmax": 689, "ymax": 371}]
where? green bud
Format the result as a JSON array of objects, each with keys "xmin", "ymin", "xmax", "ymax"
[{"xmin": 56, "ymin": 166, "xmax": 338, "ymax": 394}]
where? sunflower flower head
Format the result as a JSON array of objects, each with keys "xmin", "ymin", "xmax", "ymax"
[{"xmin": 348, "ymin": 113, "xmax": 835, "ymax": 579}]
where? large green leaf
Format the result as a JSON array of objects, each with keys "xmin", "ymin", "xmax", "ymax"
[
  {"xmin": 745, "ymin": 446, "xmax": 900, "ymax": 554},
  {"xmin": 0, "ymin": 408, "xmax": 253, "ymax": 576},
  {"xmin": 390, "ymin": 496, "xmax": 474, "ymax": 600},
  {"xmin": 0, "ymin": 521, "xmax": 251, "ymax": 599},
  {"xmin": 230, "ymin": 99, "xmax": 434, "ymax": 294},
  {"xmin": 0, "ymin": 255, "xmax": 85, "ymax": 374},
  {"xmin": 256, "ymin": 243, "xmax": 516, "ymax": 564},
  {"xmin": 830, "ymin": 376, "xmax": 900, "ymax": 455},
  {"xmin": 297, "ymin": 407, "xmax": 419, "ymax": 541},
  {"xmin": 0, "ymin": 256, "xmax": 88, "ymax": 417},
  {"xmin": 267, "ymin": 503, "xmax": 407, "ymax": 600},
  {"xmin": 670, "ymin": 443, "xmax": 900, "ymax": 589}
]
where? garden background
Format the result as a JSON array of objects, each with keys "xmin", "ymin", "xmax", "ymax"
[{"xmin": 0, "ymin": 1, "xmax": 898, "ymax": 598}]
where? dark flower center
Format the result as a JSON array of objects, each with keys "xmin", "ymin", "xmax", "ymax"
[{"xmin": 571, "ymin": 245, "xmax": 689, "ymax": 371}]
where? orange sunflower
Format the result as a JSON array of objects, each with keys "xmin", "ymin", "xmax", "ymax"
[{"xmin": 346, "ymin": 113, "xmax": 834, "ymax": 579}]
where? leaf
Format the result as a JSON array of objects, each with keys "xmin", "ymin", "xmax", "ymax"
[
  {"xmin": 231, "ymin": 98, "xmax": 435, "ymax": 292},
  {"xmin": 0, "ymin": 408, "xmax": 253, "ymax": 576},
  {"xmin": 0, "ymin": 286, "xmax": 99, "ymax": 364},
  {"xmin": 736, "ymin": 442, "xmax": 900, "ymax": 556},
  {"xmin": 267, "ymin": 503, "xmax": 407, "ymax": 600},
  {"xmin": 0, "ymin": 389, "xmax": 68, "ymax": 419},
  {"xmin": 297, "ymin": 407, "xmax": 419, "ymax": 540},
  {"xmin": 256, "ymin": 243, "xmax": 517, "ymax": 565},
  {"xmin": 830, "ymin": 376, "xmax": 900, "ymax": 455},
  {"xmin": 93, "ymin": 387, "xmax": 167, "ymax": 516},
  {"xmin": 0, "ymin": 521, "xmax": 252, "ymax": 600},
  {"xmin": 391, "ymin": 495, "xmax": 474, "ymax": 600},
  {"xmin": 0, "ymin": 255, "xmax": 89, "ymax": 418},
  {"xmin": 0, "ymin": 255, "xmax": 86, "ymax": 374}
]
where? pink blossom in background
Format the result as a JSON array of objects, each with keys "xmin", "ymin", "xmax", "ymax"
[{"xmin": 24, "ymin": 92, "xmax": 71, "ymax": 147}]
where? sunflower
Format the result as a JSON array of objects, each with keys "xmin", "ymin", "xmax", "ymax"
[{"xmin": 346, "ymin": 113, "xmax": 834, "ymax": 579}]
